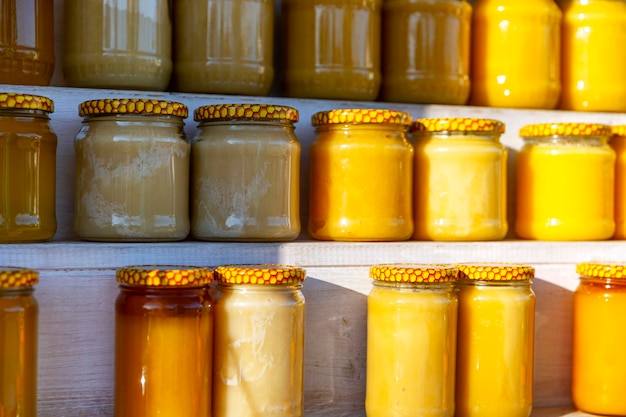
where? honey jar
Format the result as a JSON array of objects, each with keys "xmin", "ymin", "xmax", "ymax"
[
  {"xmin": 366, "ymin": 264, "xmax": 458, "ymax": 417},
  {"xmin": 516, "ymin": 123, "xmax": 615, "ymax": 240},
  {"xmin": 560, "ymin": 0, "xmax": 626, "ymax": 112},
  {"xmin": 212, "ymin": 264, "xmax": 306, "ymax": 417},
  {"xmin": 470, "ymin": 0, "xmax": 561, "ymax": 109},
  {"xmin": 74, "ymin": 98, "xmax": 190, "ymax": 242},
  {"xmin": 412, "ymin": 118, "xmax": 508, "ymax": 241},
  {"xmin": 114, "ymin": 265, "xmax": 213, "ymax": 417},
  {"xmin": 0, "ymin": 0, "xmax": 54, "ymax": 86},
  {"xmin": 282, "ymin": 0, "xmax": 381, "ymax": 100},
  {"xmin": 573, "ymin": 262, "xmax": 626, "ymax": 416},
  {"xmin": 0, "ymin": 267, "xmax": 38, "ymax": 417},
  {"xmin": 172, "ymin": 0, "xmax": 274, "ymax": 95},
  {"xmin": 191, "ymin": 104, "xmax": 301, "ymax": 241},
  {"xmin": 455, "ymin": 263, "xmax": 535, "ymax": 417},
  {"xmin": 0, "ymin": 93, "xmax": 57, "ymax": 242},
  {"xmin": 308, "ymin": 109, "xmax": 414, "ymax": 241},
  {"xmin": 610, "ymin": 125, "xmax": 626, "ymax": 239},
  {"xmin": 380, "ymin": 0, "xmax": 472, "ymax": 105}
]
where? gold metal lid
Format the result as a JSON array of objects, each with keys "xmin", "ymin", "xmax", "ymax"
[
  {"xmin": 194, "ymin": 104, "xmax": 299, "ymax": 122},
  {"xmin": 370, "ymin": 264, "xmax": 458, "ymax": 283},
  {"xmin": 79, "ymin": 98, "xmax": 188, "ymax": 118},
  {"xmin": 0, "ymin": 92, "xmax": 54, "ymax": 113}
]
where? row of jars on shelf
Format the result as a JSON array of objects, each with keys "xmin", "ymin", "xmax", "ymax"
[
  {"xmin": 2, "ymin": 0, "xmax": 625, "ymax": 110},
  {"xmin": 3, "ymin": 261, "xmax": 626, "ymax": 417},
  {"xmin": 1, "ymin": 92, "xmax": 625, "ymax": 243}
]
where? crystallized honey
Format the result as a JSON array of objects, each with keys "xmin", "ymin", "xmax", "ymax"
[{"xmin": 366, "ymin": 264, "xmax": 458, "ymax": 417}]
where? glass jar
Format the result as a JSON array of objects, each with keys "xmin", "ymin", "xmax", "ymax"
[
  {"xmin": 191, "ymin": 104, "xmax": 301, "ymax": 241},
  {"xmin": 0, "ymin": 93, "xmax": 57, "ymax": 242},
  {"xmin": 573, "ymin": 262, "xmax": 626, "ymax": 415},
  {"xmin": 366, "ymin": 264, "xmax": 458, "ymax": 417},
  {"xmin": 63, "ymin": 0, "xmax": 172, "ymax": 91},
  {"xmin": 308, "ymin": 109, "xmax": 414, "ymax": 241},
  {"xmin": 380, "ymin": 0, "xmax": 471, "ymax": 105},
  {"xmin": 412, "ymin": 118, "xmax": 508, "ymax": 241},
  {"xmin": 282, "ymin": 0, "xmax": 381, "ymax": 100},
  {"xmin": 516, "ymin": 123, "xmax": 615, "ymax": 240},
  {"xmin": 470, "ymin": 0, "xmax": 562, "ymax": 109},
  {"xmin": 610, "ymin": 125, "xmax": 626, "ymax": 239},
  {"xmin": 0, "ymin": 267, "xmax": 38, "ymax": 417},
  {"xmin": 212, "ymin": 264, "xmax": 306, "ymax": 417},
  {"xmin": 173, "ymin": 0, "xmax": 274, "ymax": 95},
  {"xmin": 74, "ymin": 98, "xmax": 190, "ymax": 242},
  {"xmin": 560, "ymin": 0, "xmax": 626, "ymax": 112},
  {"xmin": 455, "ymin": 263, "xmax": 535, "ymax": 417},
  {"xmin": 114, "ymin": 266, "xmax": 213, "ymax": 417},
  {"xmin": 0, "ymin": 0, "xmax": 54, "ymax": 85}
]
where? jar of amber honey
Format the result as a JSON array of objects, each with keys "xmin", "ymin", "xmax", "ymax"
[
  {"xmin": 114, "ymin": 265, "xmax": 213, "ymax": 417},
  {"xmin": 0, "ymin": 93, "xmax": 57, "ymax": 242},
  {"xmin": 212, "ymin": 264, "xmax": 306, "ymax": 417},
  {"xmin": 0, "ymin": 0, "xmax": 54, "ymax": 85},
  {"xmin": 282, "ymin": 0, "xmax": 381, "ymax": 100},
  {"xmin": 191, "ymin": 104, "xmax": 301, "ymax": 241},
  {"xmin": 412, "ymin": 118, "xmax": 508, "ymax": 241},
  {"xmin": 573, "ymin": 262, "xmax": 626, "ymax": 416},
  {"xmin": 74, "ymin": 98, "xmax": 190, "ymax": 242},
  {"xmin": 308, "ymin": 109, "xmax": 414, "ymax": 241},
  {"xmin": 380, "ymin": 0, "xmax": 471, "ymax": 105},
  {"xmin": 0, "ymin": 267, "xmax": 38, "ymax": 417},
  {"xmin": 63, "ymin": 0, "xmax": 172, "ymax": 90},
  {"xmin": 610, "ymin": 125, "xmax": 626, "ymax": 239},
  {"xmin": 516, "ymin": 123, "xmax": 615, "ymax": 240},
  {"xmin": 173, "ymin": 0, "xmax": 274, "ymax": 95},
  {"xmin": 470, "ymin": 0, "xmax": 561, "ymax": 109},
  {"xmin": 455, "ymin": 263, "xmax": 535, "ymax": 417},
  {"xmin": 366, "ymin": 264, "xmax": 458, "ymax": 417},
  {"xmin": 560, "ymin": 0, "xmax": 626, "ymax": 112}
]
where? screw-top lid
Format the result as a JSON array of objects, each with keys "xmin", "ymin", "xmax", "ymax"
[
  {"xmin": 519, "ymin": 123, "xmax": 610, "ymax": 138},
  {"xmin": 456, "ymin": 263, "xmax": 535, "ymax": 281},
  {"xmin": 412, "ymin": 118, "xmax": 505, "ymax": 134},
  {"xmin": 0, "ymin": 267, "xmax": 39, "ymax": 288},
  {"xmin": 194, "ymin": 103, "xmax": 299, "ymax": 122},
  {"xmin": 116, "ymin": 265, "xmax": 213, "ymax": 287},
  {"xmin": 311, "ymin": 109, "xmax": 412, "ymax": 126},
  {"xmin": 369, "ymin": 264, "xmax": 458, "ymax": 283},
  {"xmin": 214, "ymin": 264, "xmax": 306, "ymax": 285},
  {"xmin": 79, "ymin": 98, "xmax": 188, "ymax": 118},
  {"xmin": 577, "ymin": 262, "xmax": 626, "ymax": 279},
  {"xmin": 611, "ymin": 125, "xmax": 626, "ymax": 138},
  {"xmin": 0, "ymin": 92, "xmax": 54, "ymax": 113}
]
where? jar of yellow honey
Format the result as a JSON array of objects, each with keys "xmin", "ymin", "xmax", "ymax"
[
  {"xmin": 282, "ymin": 0, "xmax": 381, "ymax": 100},
  {"xmin": 63, "ymin": 0, "xmax": 172, "ymax": 90},
  {"xmin": 308, "ymin": 109, "xmax": 414, "ymax": 241},
  {"xmin": 516, "ymin": 123, "xmax": 615, "ymax": 240},
  {"xmin": 0, "ymin": 0, "xmax": 54, "ymax": 85},
  {"xmin": 455, "ymin": 263, "xmax": 535, "ymax": 417},
  {"xmin": 366, "ymin": 264, "xmax": 458, "ymax": 417},
  {"xmin": 191, "ymin": 104, "xmax": 301, "ymax": 241},
  {"xmin": 380, "ymin": 0, "xmax": 472, "ymax": 105},
  {"xmin": 172, "ymin": 0, "xmax": 274, "ymax": 95},
  {"xmin": 470, "ymin": 0, "xmax": 562, "ymax": 109},
  {"xmin": 0, "ymin": 93, "xmax": 57, "ymax": 242},
  {"xmin": 74, "ymin": 98, "xmax": 190, "ymax": 242},
  {"xmin": 560, "ymin": 0, "xmax": 626, "ymax": 112},
  {"xmin": 412, "ymin": 118, "xmax": 508, "ymax": 241},
  {"xmin": 114, "ymin": 265, "xmax": 213, "ymax": 417},
  {"xmin": 212, "ymin": 264, "xmax": 306, "ymax": 417},
  {"xmin": 573, "ymin": 262, "xmax": 626, "ymax": 416},
  {"xmin": 610, "ymin": 125, "xmax": 626, "ymax": 239}
]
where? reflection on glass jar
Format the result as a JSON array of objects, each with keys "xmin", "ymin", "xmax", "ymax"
[
  {"xmin": 74, "ymin": 98, "xmax": 190, "ymax": 242},
  {"xmin": 610, "ymin": 125, "xmax": 626, "ymax": 239}
]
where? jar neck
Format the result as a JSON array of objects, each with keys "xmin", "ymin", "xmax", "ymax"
[
  {"xmin": 82, "ymin": 114, "xmax": 185, "ymax": 125},
  {"xmin": 0, "ymin": 287, "xmax": 35, "ymax": 296},
  {"xmin": 315, "ymin": 123, "xmax": 409, "ymax": 134},
  {"xmin": 579, "ymin": 276, "xmax": 626, "ymax": 287},
  {"xmin": 372, "ymin": 280, "xmax": 455, "ymax": 291},
  {"xmin": 0, "ymin": 108, "xmax": 50, "ymax": 120},
  {"xmin": 522, "ymin": 136, "xmax": 608, "ymax": 146},
  {"xmin": 456, "ymin": 279, "xmax": 532, "ymax": 288},
  {"xmin": 118, "ymin": 284, "xmax": 207, "ymax": 296},
  {"xmin": 198, "ymin": 119, "xmax": 295, "ymax": 129},
  {"xmin": 217, "ymin": 282, "xmax": 303, "ymax": 292},
  {"xmin": 413, "ymin": 131, "xmax": 502, "ymax": 141}
]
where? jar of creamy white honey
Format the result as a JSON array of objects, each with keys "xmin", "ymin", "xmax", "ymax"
[{"xmin": 74, "ymin": 98, "xmax": 190, "ymax": 242}]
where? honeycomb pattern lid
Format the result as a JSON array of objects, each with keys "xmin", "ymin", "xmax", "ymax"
[
  {"xmin": 370, "ymin": 264, "xmax": 458, "ymax": 283},
  {"xmin": 312, "ymin": 109, "xmax": 412, "ymax": 126},
  {"xmin": 519, "ymin": 123, "xmax": 611, "ymax": 138},
  {"xmin": 412, "ymin": 117, "xmax": 505, "ymax": 134},
  {"xmin": 456, "ymin": 263, "xmax": 535, "ymax": 281},
  {"xmin": 0, "ymin": 92, "xmax": 54, "ymax": 113},
  {"xmin": 116, "ymin": 265, "xmax": 213, "ymax": 287},
  {"xmin": 577, "ymin": 262, "xmax": 626, "ymax": 279},
  {"xmin": 194, "ymin": 104, "xmax": 299, "ymax": 122},
  {"xmin": 79, "ymin": 98, "xmax": 188, "ymax": 118},
  {"xmin": 214, "ymin": 264, "xmax": 306, "ymax": 285},
  {"xmin": 0, "ymin": 267, "xmax": 39, "ymax": 288}
]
